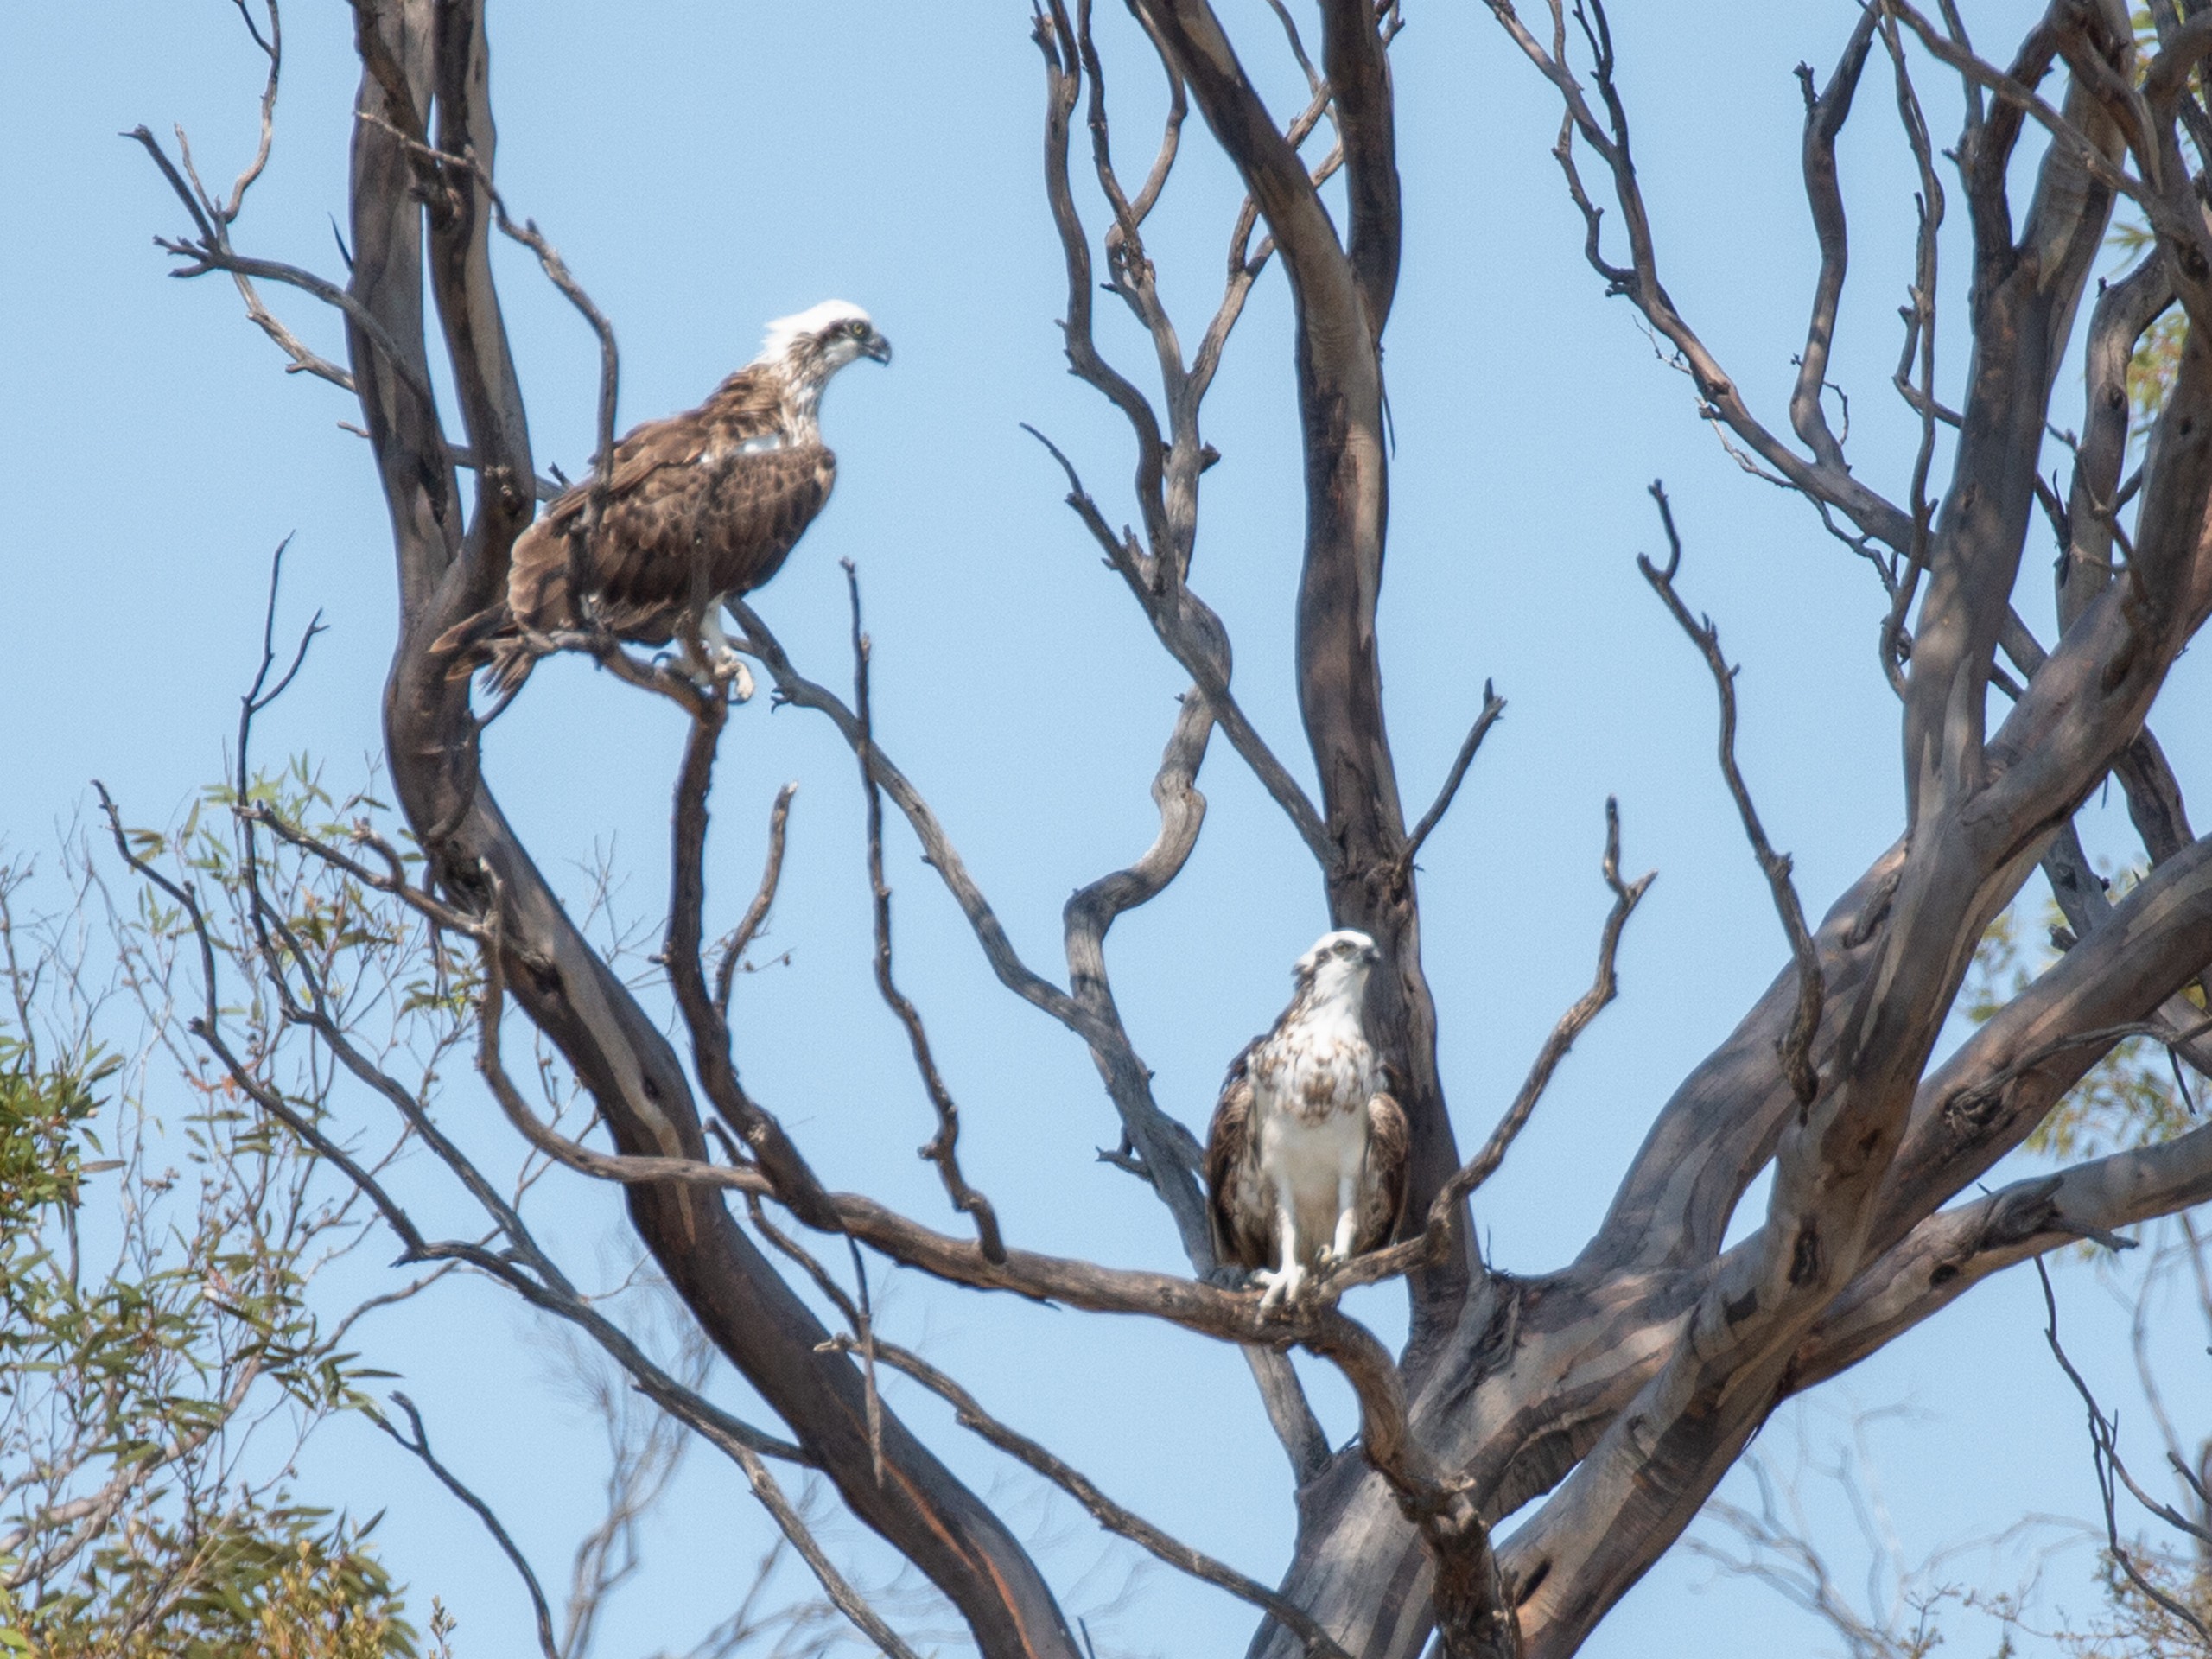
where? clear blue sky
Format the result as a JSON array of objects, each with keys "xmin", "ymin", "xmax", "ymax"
[{"xmin": 2, "ymin": 2, "xmax": 2203, "ymax": 1655}]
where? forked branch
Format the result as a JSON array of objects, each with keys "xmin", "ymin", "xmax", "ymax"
[
  {"xmin": 1397, "ymin": 683, "xmax": 1508, "ymax": 887},
  {"xmin": 714, "ymin": 782, "xmax": 798, "ymax": 1019},
  {"xmin": 1337, "ymin": 798, "xmax": 1652, "ymax": 1294},
  {"xmin": 843, "ymin": 563, "xmax": 1006, "ymax": 1263},
  {"xmin": 2037, "ymin": 1261, "xmax": 2212, "ymax": 1646},
  {"xmin": 818, "ymin": 1331, "xmax": 1355, "ymax": 1659},
  {"xmin": 1639, "ymin": 483, "xmax": 1823, "ymax": 1108},
  {"xmin": 368, "ymin": 1392, "xmax": 560, "ymax": 1659}
]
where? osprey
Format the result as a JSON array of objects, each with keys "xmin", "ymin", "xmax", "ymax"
[
  {"xmin": 1205, "ymin": 929, "xmax": 1409, "ymax": 1312},
  {"xmin": 434, "ymin": 300, "xmax": 892, "ymax": 706}
]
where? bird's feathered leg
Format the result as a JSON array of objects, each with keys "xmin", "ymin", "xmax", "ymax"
[
  {"xmin": 1319, "ymin": 1161, "xmax": 1363, "ymax": 1276},
  {"xmin": 699, "ymin": 603, "xmax": 755, "ymax": 702},
  {"xmin": 1254, "ymin": 1174, "xmax": 1307, "ymax": 1314},
  {"xmin": 670, "ymin": 512, "xmax": 755, "ymax": 702}
]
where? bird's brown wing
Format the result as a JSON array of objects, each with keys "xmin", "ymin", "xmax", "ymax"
[
  {"xmin": 506, "ymin": 408, "xmax": 717, "ymax": 629},
  {"xmin": 506, "ymin": 439, "xmax": 833, "ymax": 645},
  {"xmin": 701, "ymin": 441, "xmax": 836, "ymax": 601},
  {"xmin": 1354, "ymin": 1090, "xmax": 1410, "ymax": 1255},
  {"xmin": 535, "ymin": 407, "xmax": 708, "ymax": 526},
  {"xmin": 1204, "ymin": 1046, "xmax": 1272, "ymax": 1273}
]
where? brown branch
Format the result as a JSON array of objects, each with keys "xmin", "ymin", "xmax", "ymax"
[
  {"xmin": 1336, "ymin": 797, "xmax": 1652, "ymax": 1294},
  {"xmin": 728, "ymin": 595, "xmax": 1120, "ymax": 1051},
  {"xmin": 1395, "ymin": 683, "xmax": 1507, "ymax": 887},
  {"xmin": 474, "ymin": 918, "xmax": 768, "ymax": 1198},
  {"xmin": 1490, "ymin": 0, "xmax": 1916, "ymax": 552},
  {"xmin": 340, "ymin": 20, "xmax": 1083, "ymax": 1641},
  {"xmin": 1196, "ymin": 77, "xmax": 1339, "ymax": 405},
  {"xmin": 1797, "ymin": 1116, "xmax": 2212, "ymax": 1387},
  {"xmin": 714, "ymin": 783, "xmax": 798, "ymax": 1020},
  {"xmin": 1885, "ymin": 3, "xmax": 2189, "ymax": 254},
  {"xmin": 1639, "ymin": 483, "xmax": 1822, "ymax": 1107},
  {"xmin": 1033, "ymin": 3, "xmax": 1174, "ymax": 562},
  {"xmin": 1789, "ymin": 6, "xmax": 1881, "ymax": 474},
  {"xmin": 2037, "ymin": 1261, "xmax": 2212, "ymax": 1646},
  {"xmin": 842, "ymin": 562, "xmax": 1004, "ymax": 1262},
  {"xmin": 118, "ymin": 9, "xmax": 369, "ymax": 397},
  {"xmin": 1319, "ymin": 0, "xmax": 1402, "ymax": 332},
  {"xmin": 1021, "ymin": 425, "xmax": 1335, "ymax": 868},
  {"xmin": 1946, "ymin": 1017, "xmax": 2212, "ymax": 1116},
  {"xmin": 128, "ymin": 124, "xmax": 435, "ymax": 408},
  {"xmin": 369, "ymin": 1393, "xmax": 559, "ymax": 1659},
  {"xmin": 360, "ymin": 112, "xmax": 621, "ymax": 521},
  {"xmin": 742, "ymin": 1198, "xmax": 887, "ymax": 1493},
  {"xmin": 1877, "ymin": 4, "xmax": 1945, "ymax": 696},
  {"xmin": 822, "ymin": 1331, "xmax": 1356, "ymax": 1659},
  {"xmin": 356, "ymin": 105, "xmax": 619, "ymax": 593}
]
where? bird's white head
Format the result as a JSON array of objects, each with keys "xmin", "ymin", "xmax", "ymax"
[
  {"xmin": 1294, "ymin": 928, "xmax": 1382, "ymax": 1011},
  {"xmin": 756, "ymin": 299, "xmax": 893, "ymax": 377}
]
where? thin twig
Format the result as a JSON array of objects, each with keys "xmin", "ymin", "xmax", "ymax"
[
  {"xmin": 1020, "ymin": 425, "xmax": 1335, "ymax": 869},
  {"xmin": 1948, "ymin": 1018, "xmax": 2212, "ymax": 1117},
  {"xmin": 714, "ymin": 783, "xmax": 798, "ymax": 1019},
  {"xmin": 1335, "ymin": 798, "xmax": 1653, "ymax": 1293},
  {"xmin": 1395, "ymin": 682, "xmax": 1507, "ymax": 886},
  {"xmin": 842, "ymin": 562, "xmax": 1006, "ymax": 1263},
  {"xmin": 1640, "ymin": 482, "xmax": 1823, "ymax": 1109},
  {"xmin": 2036, "ymin": 1261, "xmax": 2212, "ymax": 1644},
  {"xmin": 127, "ymin": 123, "xmax": 432, "ymax": 404},
  {"xmin": 1877, "ymin": 4, "xmax": 1944, "ymax": 697},
  {"xmin": 369, "ymin": 1393, "xmax": 560, "ymax": 1659},
  {"xmin": 821, "ymin": 1332, "xmax": 1354, "ymax": 1659},
  {"xmin": 742, "ymin": 1197, "xmax": 887, "ymax": 1492}
]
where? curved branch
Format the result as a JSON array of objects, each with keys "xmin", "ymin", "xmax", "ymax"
[
  {"xmin": 843, "ymin": 564, "xmax": 1005, "ymax": 1262},
  {"xmin": 369, "ymin": 1393, "xmax": 560, "ymax": 1659},
  {"xmin": 823, "ymin": 1332, "xmax": 1353, "ymax": 1659},
  {"xmin": 1639, "ymin": 486, "xmax": 1822, "ymax": 1108}
]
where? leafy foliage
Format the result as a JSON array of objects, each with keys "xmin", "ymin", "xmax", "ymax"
[{"xmin": 0, "ymin": 778, "xmax": 438, "ymax": 1656}]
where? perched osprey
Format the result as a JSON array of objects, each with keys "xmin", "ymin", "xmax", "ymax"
[
  {"xmin": 434, "ymin": 299, "xmax": 892, "ymax": 706},
  {"xmin": 1205, "ymin": 929, "xmax": 1409, "ymax": 1312}
]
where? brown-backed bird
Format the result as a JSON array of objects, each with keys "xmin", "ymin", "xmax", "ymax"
[{"xmin": 435, "ymin": 299, "xmax": 890, "ymax": 708}]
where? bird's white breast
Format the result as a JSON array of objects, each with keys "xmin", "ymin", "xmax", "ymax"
[{"xmin": 1250, "ymin": 1001, "xmax": 1376, "ymax": 1124}]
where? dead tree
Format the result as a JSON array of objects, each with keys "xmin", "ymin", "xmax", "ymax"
[{"xmin": 121, "ymin": 1, "xmax": 2212, "ymax": 1656}]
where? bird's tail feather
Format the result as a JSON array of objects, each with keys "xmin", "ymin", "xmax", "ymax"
[
  {"xmin": 429, "ymin": 604, "xmax": 509, "ymax": 671},
  {"xmin": 429, "ymin": 604, "xmax": 536, "ymax": 709},
  {"xmin": 479, "ymin": 639, "xmax": 536, "ymax": 704}
]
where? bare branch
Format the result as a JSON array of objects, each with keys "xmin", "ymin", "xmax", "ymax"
[
  {"xmin": 1489, "ymin": 0, "xmax": 1915, "ymax": 551},
  {"xmin": 714, "ymin": 783, "xmax": 798, "ymax": 1020},
  {"xmin": 1789, "ymin": 5, "xmax": 1881, "ymax": 474},
  {"xmin": 1337, "ymin": 798, "xmax": 1651, "ymax": 1294},
  {"xmin": 1021, "ymin": 424, "xmax": 1335, "ymax": 869},
  {"xmin": 843, "ymin": 563, "xmax": 1005, "ymax": 1262},
  {"xmin": 1876, "ymin": 3, "xmax": 1946, "ymax": 696},
  {"xmin": 369, "ymin": 1392, "xmax": 560, "ymax": 1659},
  {"xmin": 1639, "ymin": 483, "xmax": 1823, "ymax": 1107},
  {"xmin": 127, "ymin": 123, "xmax": 435, "ymax": 406},
  {"xmin": 2037, "ymin": 1261, "xmax": 2212, "ymax": 1644},
  {"xmin": 1395, "ymin": 683, "xmax": 1507, "ymax": 887},
  {"xmin": 820, "ymin": 1332, "xmax": 1355, "ymax": 1659}
]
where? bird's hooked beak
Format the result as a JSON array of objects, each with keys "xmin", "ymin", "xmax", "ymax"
[
  {"xmin": 1361, "ymin": 940, "xmax": 1383, "ymax": 967},
  {"xmin": 861, "ymin": 328, "xmax": 893, "ymax": 365}
]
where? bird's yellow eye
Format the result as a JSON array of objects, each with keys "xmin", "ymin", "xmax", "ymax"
[{"xmin": 848, "ymin": 320, "xmax": 868, "ymax": 338}]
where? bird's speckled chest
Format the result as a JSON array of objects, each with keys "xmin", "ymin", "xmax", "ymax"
[{"xmin": 1248, "ymin": 1005, "xmax": 1376, "ymax": 1127}]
